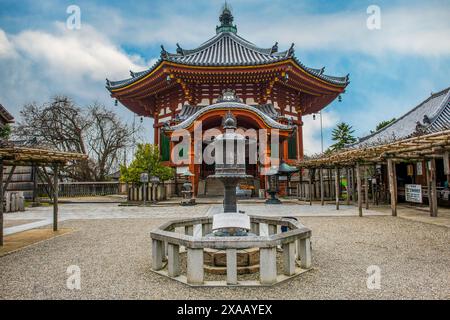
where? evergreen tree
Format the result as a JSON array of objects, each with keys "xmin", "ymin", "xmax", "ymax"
[
  {"xmin": 120, "ymin": 143, "xmax": 174, "ymax": 185},
  {"xmin": 330, "ymin": 122, "xmax": 356, "ymax": 151},
  {"xmin": 371, "ymin": 118, "xmax": 396, "ymax": 133}
]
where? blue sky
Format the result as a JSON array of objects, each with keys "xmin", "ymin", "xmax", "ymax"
[{"xmin": 1, "ymin": 0, "xmax": 449, "ymax": 155}]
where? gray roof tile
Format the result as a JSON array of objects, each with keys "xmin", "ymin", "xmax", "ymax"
[{"xmin": 354, "ymin": 87, "xmax": 450, "ymax": 147}]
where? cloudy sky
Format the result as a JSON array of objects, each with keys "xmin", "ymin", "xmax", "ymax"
[{"xmin": 1, "ymin": 0, "xmax": 450, "ymax": 155}]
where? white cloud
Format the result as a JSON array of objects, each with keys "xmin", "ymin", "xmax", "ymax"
[
  {"xmin": 0, "ymin": 29, "xmax": 16, "ymax": 58},
  {"xmin": 302, "ymin": 110, "xmax": 340, "ymax": 156},
  {"xmin": 93, "ymin": 4, "xmax": 450, "ymax": 58},
  {"xmin": 0, "ymin": 23, "xmax": 151, "ymax": 136},
  {"xmin": 240, "ymin": 6, "xmax": 450, "ymax": 57},
  {"xmin": 11, "ymin": 22, "xmax": 146, "ymax": 82}
]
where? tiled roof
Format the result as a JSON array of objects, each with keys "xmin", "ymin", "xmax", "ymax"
[
  {"xmin": 353, "ymin": 87, "xmax": 450, "ymax": 147},
  {"xmin": 0, "ymin": 103, "xmax": 14, "ymax": 124},
  {"xmin": 164, "ymin": 102, "xmax": 294, "ymax": 131},
  {"xmin": 106, "ymin": 8, "xmax": 349, "ymax": 91},
  {"xmin": 176, "ymin": 103, "xmax": 280, "ymax": 122},
  {"xmin": 165, "ymin": 32, "xmax": 290, "ymax": 66}
]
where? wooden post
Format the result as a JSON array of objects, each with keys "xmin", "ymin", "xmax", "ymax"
[
  {"xmin": 350, "ymin": 167, "xmax": 356, "ymax": 204},
  {"xmin": 32, "ymin": 163, "xmax": 39, "ymax": 205},
  {"xmin": 429, "ymin": 158, "xmax": 438, "ymax": 217},
  {"xmin": 334, "ymin": 167, "xmax": 340, "ymax": 210},
  {"xmin": 387, "ymin": 159, "xmax": 397, "ymax": 217},
  {"xmin": 309, "ymin": 169, "xmax": 313, "ymax": 205},
  {"xmin": 0, "ymin": 162, "xmax": 17, "ymax": 246},
  {"xmin": 365, "ymin": 167, "xmax": 369, "ymax": 210},
  {"xmin": 0, "ymin": 159, "xmax": 3, "ymax": 246},
  {"xmin": 299, "ymin": 169, "xmax": 303, "ymax": 200},
  {"xmin": 53, "ymin": 164, "xmax": 59, "ymax": 231},
  {"xmin": 356, "ymin": 163, "xmax": 363, "ymax": 217},
  {"xmin": 329, "ymin": 168, "xmax": 334, "ymax": 199},
  {"xmin": 444, "ymin": 151, "xmax": 450, "ymax": 186},
  {"xmin": 373, "ymin": 164, "xmax": 378, "ymax": 206},
  {"xmin": 320, "ymin": 168, "xmax": 324, "ymax": 206},
  {"xmin": 345, "ymin": 167, "xmax": 350, "ymax": 205}
]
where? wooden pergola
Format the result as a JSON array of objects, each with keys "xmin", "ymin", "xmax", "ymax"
[
  {"xmin": 0, "ymin": 145, "xmax": 87, "ymax": 246},
  {"xmin": 296, "ymin": 130, "xmax": 450, "ymax": 217}
]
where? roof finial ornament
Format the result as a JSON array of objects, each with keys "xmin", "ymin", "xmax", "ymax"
[
  {"xmin": 288, "ymin": 43, "xmax": 295, "ymax": 56},
  {"xmin": 160, "ymin": 45, "xmax": 168, "ymax": 58},
  {"xmin": 176, "ymin": 43, "xmax": 184, "ymax": 56},
  {"xmin": 222, "ymin": 110, "xmax": 237, "ymax": 129},
  {"xmin": 270, "ymin": 42, "xmax": 279, "ymax": 55},
  {"xmin": 216, "ymin": 2, "xmax": 237, "ymax": 34},
  {"xmin": 217, "ymin": 89, "xmax": 241, "ymax": 103}
]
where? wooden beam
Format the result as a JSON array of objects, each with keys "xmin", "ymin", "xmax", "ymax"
[
  {"xmin": 2, "ymin": 165, "xmax": 16, "ymax": 197},
  {"xmin": 36, "ymin": 168, "xmax": 53, "ymax": 201},
  {"xmin": 387, "ymin": 159, "xmax": 397, "ymax": 217},
  {"xmin": 356, "ymin": 163, "xmax": 363, "ymax": 217},
  {"xmin": 334, "ymin": 167, "xmax": 340, "ymax": 210}
]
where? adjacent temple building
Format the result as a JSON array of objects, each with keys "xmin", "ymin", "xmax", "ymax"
[{"xmin": 107, "ymin": 5, "xmax": 349, "ymax": 196}]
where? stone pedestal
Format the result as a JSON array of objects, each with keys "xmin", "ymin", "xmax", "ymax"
[
  {"xmin": 204, "ymin": 248, "xmax": 260, "ymax": 274},
  {"xmin": 260, "ymin": 247, "xmax": 277, "ymax": 285},
  {"xmin": 187, "ymin": 248, "xmax": 204, "ymax": 284},
  {"xmin": 223, "ymin": 180, "xmax": 238, "ymax": 213},
  {"xmin": 168, "ymin": 243, "xmax": 180, "ymax": 277},
  {"xmin": 226, "ymin": 249, "xmax": 237, "ymax": 285},
  {"xmin": 152, "ymin": 239, "xmax": 164, "ymax": 271},
  {"xmin": 283, "ymin": 242, "xmax": 296, "ymax": 276},
  {"xmin": 298, "ymin": 238, "xmax": 312, "ymax": 269}
]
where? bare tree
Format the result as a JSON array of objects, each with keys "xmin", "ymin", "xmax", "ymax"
[
  {"xmin": 86, "ymin": 103, "xmax": 135, "ymax": 180},
  {"xmin": 14, "ymin": 96, "xmax": 136, "ymax": 181}
]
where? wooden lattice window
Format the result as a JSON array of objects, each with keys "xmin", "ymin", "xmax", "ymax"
[
  {"xmin": 160, "ymin": 132, "xmax": 170, "ymax": 162},
  {"xmin": 288, "ymin": 135, "xmax": 297, "ymax": 160}
]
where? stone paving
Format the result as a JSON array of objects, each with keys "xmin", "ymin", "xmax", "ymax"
[{"xmin": 1, "ymin": 201, "xmax": 449, "ymax": 299}]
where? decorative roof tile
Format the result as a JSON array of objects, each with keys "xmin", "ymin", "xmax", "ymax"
[
  {"xmin": 353, "ymin": 87, "xmax": 450, "ymax": 147},
  {"xmin": 0, "ymin": 103, "xmax": 14, "ymax": 125},
  {"xmin": 164, "ymin": 101, "xmax": 294, "ymax": 131},
  {"xmin": 106, "ymin": 8, "xmax": 349, "ymax": 91}
]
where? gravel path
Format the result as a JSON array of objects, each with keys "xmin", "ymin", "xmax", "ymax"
[{"xmin": 1, "ymin": 215, "xmax": 449, "ymax": 300}]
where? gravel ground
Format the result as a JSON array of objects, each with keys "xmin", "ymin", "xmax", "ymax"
[{"xmin": 0, "ymin": 216, "xmax": 449, "ymax": 300}]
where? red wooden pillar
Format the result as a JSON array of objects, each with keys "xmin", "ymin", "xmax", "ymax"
[
  {"xmin": 297, "ymin": 117, "xmax": 304, "ymax": 161},
  {"xmin": 153, "ymin": 111, "xmax": 160, "ymax": 146},
  {"xmin": 282, "ymin": 138, "xmax": 288, "ymax": 161}
]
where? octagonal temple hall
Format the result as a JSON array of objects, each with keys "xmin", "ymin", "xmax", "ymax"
[{"xmin": 106, "ymin": 5, "xmax": 349, "ymax": 196}]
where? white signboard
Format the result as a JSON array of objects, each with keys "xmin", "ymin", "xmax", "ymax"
[
  {"xmin": 212, "ymin": 213, "xmax": 251, "ymax": 231},
  {"xmin": 416, "ymin": 162, "xmax": 423, "ymax": 176},
  {"xmin": 140, "ymin": 173, "xmax": 149, "ymax": 183},
  {"xmin": 405, "ymin": 184, "xmax": 422, "ymax": 203},
  {"xmin": 176, "ymin": 166, "xmax": 189, "ymax": 175}
]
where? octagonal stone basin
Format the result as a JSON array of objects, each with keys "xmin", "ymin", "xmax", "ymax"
[{"xmin": 150, "ymin": 216, "xmax": 312, "ymax": 287}]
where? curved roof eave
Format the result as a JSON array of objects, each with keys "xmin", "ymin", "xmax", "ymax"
[
  {"xmin": 107, "ymin": 57, "xmax": 348, "ymax": 92},
  {"xmin": 163, "ymin": 102, "xmax": 295, "ymax": 131}
]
